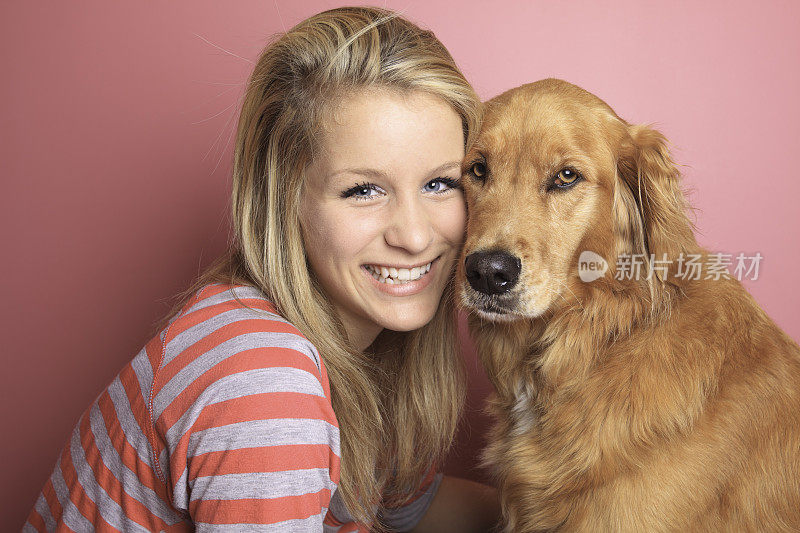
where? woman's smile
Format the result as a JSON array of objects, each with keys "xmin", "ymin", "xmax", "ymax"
[
  {"xmin": 364, "ymin": 257, "xmax": 435, "ymax": 283},
  {"xmin": 361, "ymin": 256, "xmax": 439, "ymax": 295}
]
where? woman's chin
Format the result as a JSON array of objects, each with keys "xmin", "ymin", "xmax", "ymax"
[{"xmin": 378, "ymin": 308, "xmax": 438, "ymax": 333}]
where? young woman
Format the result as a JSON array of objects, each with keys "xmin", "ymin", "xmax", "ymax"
[{"xmin": 25, "ymin": 7, "xmax": 499, "ymax": 532}]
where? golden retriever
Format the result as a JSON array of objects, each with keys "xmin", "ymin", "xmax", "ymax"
[{"xmin": 457, "ymin": 78, "xmax": 800, "ymax": 532}]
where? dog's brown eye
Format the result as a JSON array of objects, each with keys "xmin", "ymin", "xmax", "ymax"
[
  {"xmin": 470, "ymin": 161, "xmax": 487, "ymax": 180},
  {"xmin": 553, "ymin": 168, "xmax": 581, "ymax": 189}
]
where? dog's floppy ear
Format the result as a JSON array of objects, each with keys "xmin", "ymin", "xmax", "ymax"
[{"xmin": 614, "ymin": 124, "xmax": 697, "ymax": 284}]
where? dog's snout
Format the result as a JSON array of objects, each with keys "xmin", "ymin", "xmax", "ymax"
[{"xmin": 464, "ymin": 250, "xmax": 522, "ymax": 295}]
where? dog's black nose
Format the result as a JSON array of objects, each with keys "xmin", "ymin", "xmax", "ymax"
[{"xmin": 464, "ymin": 250, "xmax": 521, "ymax": 295}]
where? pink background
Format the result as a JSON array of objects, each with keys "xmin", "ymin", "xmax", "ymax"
[{"xmin": 2, "ymin": 0, "xmax": 798, "ymax": 528}]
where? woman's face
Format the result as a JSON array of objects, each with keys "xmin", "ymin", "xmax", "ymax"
[{"xmin": 300, "ymin": 88, "xmax": 466, "ymax": 350}]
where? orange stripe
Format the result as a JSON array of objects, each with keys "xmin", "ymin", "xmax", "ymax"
[
  {"xmin": 25, "ymin": 507, "xmax": 46, "ymax": 531},
  {"xmin": 195, "ymin": 283, "xmax": 233, "ymax": 300},
  {"xmin": 189, "ymin": 488, "xmax": 332, "ymax": 525},
  {"xmin": 142, "ymin": 332, "xmax": 168, "ymax": 487},
  {"xmin": 157, "ymin": 347, "xmax": 328, "ymax": 431},
  {"xmin": 94, "ymin": 517, "xmax": 121, "ymax": 532},
  {"xmin": 58, "ymin": 433, "xmax": 117, "ymax": 531},
  {"xmin": 170, "ymin": 435, "xmax": 341, "ymax": 484},
  {"xmin": 188, "ymin": 443, "xmax": 337, "ymax": 479},
  {"xmin": 118, "ymin": 361, "xmax": 168, "ymax": 486},
  {"xmin": 96, "ymin": 392, "xmax": 163, "ymax": 495},
  {"xmin": 180, "ymin": 283, "xmax": 231, "ymax": 315},
  {"xmin": 169, "ymin": 431, "xmax": 341, "ymax": 493},
  {"xmin": 97, "ymin": 393, "xmax": 175, "ymax": 519},
  {"xmin": 160, "ymin": 319, "xmax": 306, "ymax": 385},
  {"xmin": 172, "ymin": 297, "xmax": 281, "ymax": 339},
  {"xmin": 78, "ymin": 411, "xmax": 170, "ymax": 531},
  {"xmin": 165, "ymin": 390, "xmax": 339, "ymax": 489},
  {"xmin": 193, "ymin": 391, "xmax": 337, "ymax": 431},
  {"xmin": 157, "ymin": 285, "xmax": 220, "ymax": 348},
  {"xmin": 144, "ymin": 334, "xmax": 165, "ymax": 381},
  {"xmin": 165, "ymin": 294, "xmax": 288, "ymax": 347},
  {"xmin": 117, "ymin": 365, "xmax": 157, "ymax": 455},
  {"xmin": 42, "ymin": 478, "xmax": 63, "ymax": 526}
]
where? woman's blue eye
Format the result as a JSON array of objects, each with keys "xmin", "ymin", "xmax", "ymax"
[
  {"xmin": 424, "ymin": 177, "xmax": 460, "ymax": 193},
  {"xmin": 341, "ymin": 182, "xmax": 382, "ymax": 200}
]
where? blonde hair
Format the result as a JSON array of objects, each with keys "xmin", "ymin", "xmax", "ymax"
[{"xmin": 175, "ymin": 6, "xmax": 481, "ymax": 524}]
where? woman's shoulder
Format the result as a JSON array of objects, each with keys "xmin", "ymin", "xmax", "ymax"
[
  {"xmin": 149, "ymin": 282, "xmax": 330, "ymax": 414},
  {"xmin": 162, "ymin": 282, "xmax": 323, "ymax": 374},
  {"xmin": 147, "ymin": 284, "xmax": 341, "ymax": 519}
]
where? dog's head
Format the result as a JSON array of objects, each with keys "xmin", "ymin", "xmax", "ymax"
[{"xmin": 458, "ymin": 78, "xmax": 698, "ymax": 323}]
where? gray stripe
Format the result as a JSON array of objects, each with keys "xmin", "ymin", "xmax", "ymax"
[
  {"xmin": 160, "ymin": 324, "xmax": 170, "ymax": 344},
  {"xmin": 130, "ymin": 346, "xmax": 154, "ymax": 405},
  {"xmin": 32, "ymin": 491, "xmax": 56, "ymax": 531},
  {"xmin": 190, "ymin": 468, "xmax": 335, "ymax": 502},
  {"xmin": 188, "ymin": 418, "xmax": 340, "ymax": 457},
  {"xmin": 67, "ymin": 421, "xmax": 151, "ymax": 533},
  {"xmin": 50, "ymin": 448, "xmax": 98, "ymax": 532},
  {"xmin": 181, "ymin": 285, "xmax": 238, "ymax": 315},
  {"xmin": 21, "ymin": 524, "xmax": 38, "ymax": 533},
  {"xmin": 171, "ymin": 467, "xmax": 190, "ymax": 512},
  {"xmin": 183, "ymin": 285, "xmax": 277, "ymax": 317},
  {"xmin": 161, "ymin": 366, "xmax": 327, "ymax": 450},
  {"xmin": 196, "ymin": 513, "xmax": 326, "ymax": 532},
  {"xmin": 158, "ymin": 447, "xmax": 170, "ymax": 481},
  {"xmin": 154, "ymin": 333, "xmax": 324, "ymax": 420},
  {"xmin": 158, "ymin": 306, "xmax": 184, "ymax": 348},
  {"xmin": 87, "ymin": 403, "xmax": 182, "ymax": 525},
  {"xmin": 379, "ymin": 472, "xmax": 444, "ymax": 531},
  {"xmin": 163, "ymin": 307, "xmax": 287, "ymax": 368},
  {"xmin": 107, "ymin": 377, "xmax": 155, "ymax": 469},
  {"xmin": 164, "ymin": 304, "xmax": 320, "ymax": 373}
]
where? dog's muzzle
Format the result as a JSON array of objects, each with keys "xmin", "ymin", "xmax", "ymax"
[{"xmin": 464, "ymin": 250, "xmax": 522, "ymax": 296}]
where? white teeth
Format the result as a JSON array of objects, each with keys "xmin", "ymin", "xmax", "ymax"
[{"xmin": 365, "ymin": 261, "xmax": 433, "ymax": 284}]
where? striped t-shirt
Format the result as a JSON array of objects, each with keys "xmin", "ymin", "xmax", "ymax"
[{"xmin": 24, "ymin": 283, "xmax": 441, "ymax": 532}]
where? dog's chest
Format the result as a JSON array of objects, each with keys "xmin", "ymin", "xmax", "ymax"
[{"xmin": 509, "ymin": 380, "xmax": 538, "ymax": 436}]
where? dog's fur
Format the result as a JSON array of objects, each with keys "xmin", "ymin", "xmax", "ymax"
[{"xmin": 458, "ymin": 79, "xmax": 800, "ymax": 532}]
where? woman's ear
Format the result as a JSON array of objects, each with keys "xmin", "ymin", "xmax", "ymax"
[{"xmin": 614, "ymin": 124, "xmax": 698, "ymax": 285}]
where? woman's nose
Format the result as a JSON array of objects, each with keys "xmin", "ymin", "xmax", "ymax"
[{"xmin": 384, "ymin": 196, "xmax": 433, "ymax": 254}]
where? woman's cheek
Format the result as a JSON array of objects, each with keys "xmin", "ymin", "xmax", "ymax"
[
  {"xmin": 441, "ymin": 195, "xmax": 468, "ymax": 245},
  {"xmin": 313, "ymin": 207, "xmax": 384, "ymax": 264},
  {"xmin": 352, "ymin": 207, "xmax": 379, "ymax": 233}
]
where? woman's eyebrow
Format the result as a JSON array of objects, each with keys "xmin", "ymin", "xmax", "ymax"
[
  {"xmin": 428, "ymin": 161, "xmax": 462, "ymax": 176},
  {"xmin": 327, "ymin": 161, "xmax": 462, "ymax": 182},
  {"xmin": 328, "ymin": 167, "xmax": 390, "ymax": 181}
]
